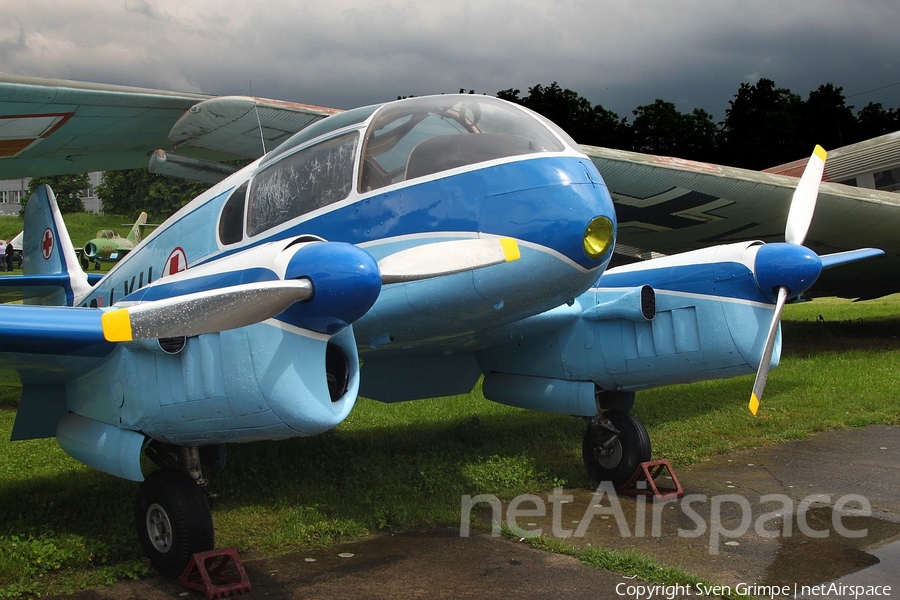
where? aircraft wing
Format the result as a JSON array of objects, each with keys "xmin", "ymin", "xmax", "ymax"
[
  {"xmin": 583, "ymin": 145, "xmax": 900, "ymax": 299},
  {"xmin": 0, "ymin": 74, "xmax": 340, "ymax": 180}
]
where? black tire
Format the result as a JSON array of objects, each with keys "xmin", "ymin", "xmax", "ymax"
[
  {"xmin": 582, "ymin": 410, "xmax": 651, "ymax": 488},
  {"xmin": 135, "ymin": 469, "xmax": 214, "ymax": 578}
]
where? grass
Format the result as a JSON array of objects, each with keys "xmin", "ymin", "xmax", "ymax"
[
  {"xmin": 0, "ymin": 213, "xmax": 132, "ymax": 251},
  {"xmin": 0, "ymin": 214, "xmax": 129, "ymax": 280},
  {"xmin": 0, "ymin": 289, "xmax": 898, "ymax": 596}
]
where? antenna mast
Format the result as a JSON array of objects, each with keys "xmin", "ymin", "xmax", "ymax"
[{"xmin": 249, "ymin": 79, "xmax": 267, "ymax": 155}]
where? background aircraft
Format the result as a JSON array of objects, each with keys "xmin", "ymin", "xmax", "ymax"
[
  {"xmin": 0, "ymin": 75, "xmax": 887, "ymax": 577},
  {"xmin": 584, "ymin": 140, "xmax": 900, "ymax": 300},
  {"xmin": 81, "ymin": 212, "xmax": 153, "ymax": 269}
]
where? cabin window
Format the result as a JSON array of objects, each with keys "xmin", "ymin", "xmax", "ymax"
[
  {"xmin": 218, "ymin": 182, "xmax": 248, "ymax": 245},
  {"xmin": 247, "ymin": 132, "xmax": 358, "ymax": 237},
  {"xmin": 359, "ymin": 96, "xmax": 565, "ymax": 192},
  {"xmin": 874, "ymin": 167, "xmax": 900, "ymax": 192}
]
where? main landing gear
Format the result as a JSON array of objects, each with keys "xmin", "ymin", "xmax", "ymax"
[
  {"xmin": 582, "ymin": 409, "xmax": 651, "ymax": 489},
  {"xmin": 135, "ymin": 444, "xmax": 224, "ymax": 577}
]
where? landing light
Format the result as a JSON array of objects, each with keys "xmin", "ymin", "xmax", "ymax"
[{"xmin": 583, "ymin": 216, "xmax": 614, "ymax": 259}]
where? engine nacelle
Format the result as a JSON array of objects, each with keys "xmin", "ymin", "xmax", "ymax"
[
  {"xmin": 56, "ymin": 412, "xmax": 146, "ymax": 481},
  {"xmin": 482, "ymin": 373, "xmax": 596, "ymax": 416},
  {"xmin": 66, "ymin": 324, "xmax": 361, "ymax": 448},
  {"xmin": 478, "ymin": 242, "xmax": 780, "ymax": 412}
]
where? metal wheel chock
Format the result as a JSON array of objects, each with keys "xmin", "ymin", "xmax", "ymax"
[
  {"xmin": 618, "ymin": 458, "xmax": 684, "ymax": 501},
  {"xmin": 177, "ymin": 547, "xmax": 251, "ymax": 598}
]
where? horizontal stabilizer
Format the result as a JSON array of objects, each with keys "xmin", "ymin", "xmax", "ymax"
[
  {"xmin": 0, "ymin": 274, "xmax": 87, "ymax": 305},
  {"xmin": 0, "ymin": 304, "xmax": 112, "ymax": 357}
]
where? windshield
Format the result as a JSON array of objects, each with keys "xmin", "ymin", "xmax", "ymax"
[
  {"xmin": 247, "ymin": 131, "xmax": 359, "ymax": 237},
  {"xmin": 359, "ymin": 95, "xmax": 565, "ymax": 192}
]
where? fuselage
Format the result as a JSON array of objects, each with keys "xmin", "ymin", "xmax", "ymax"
[{"xmin": 80, "ymin": 95, "xmax": 617, "ymax": 356}]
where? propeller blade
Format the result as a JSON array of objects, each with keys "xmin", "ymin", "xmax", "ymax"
[
  {"xmin": 378, "ymin": 237, "xmax": 520, "ymax": 284},
  {"xmin": 102, "ymin": 279, "xmax": 313, "ymax": 342},
  {"xmin": 749, "ymin": 285, "xmax": 789, "ymax": 415},
  {"xmin": 784, "ymin": 145, "xmax": 827, "ymax": 245}
]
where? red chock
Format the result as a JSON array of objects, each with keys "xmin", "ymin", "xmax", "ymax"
[
  {"xmin": 177, "ymin": 547, "xmax": 251, "ymax": 599},
  {"xmin": 618, "ymin": 458, "xmax": 684, "ymax": 501}
]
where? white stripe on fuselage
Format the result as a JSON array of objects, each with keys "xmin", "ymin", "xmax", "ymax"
[
  {"xmin": 360, "ymin": 231, "xmax": 600, "ymax": 275},
  {"xmin": 592, "ymin": 286, "xmax": 774, "ymax": 310}
]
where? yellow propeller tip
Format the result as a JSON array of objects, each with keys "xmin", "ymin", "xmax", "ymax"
[
  {"xmin": 500, "ymin": 238, "xmax": 521, "ymax": 262},
  {"xmin": 748, "ymin": 393, "xmax": 760, "ymax": 416},
  {"xmin": 813, "ymin": 145, "xmax": 827, "ymax": 162},
  {"xmin": 102, "ymin": 309, "xmax": 133, "ymax": 342}
]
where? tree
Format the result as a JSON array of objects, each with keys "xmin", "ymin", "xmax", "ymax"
[
  {"xmin": 25, "ymin": 173, "xmax": 90, "ymax": 213},
  {"xmin": 856, "ymin": 102, "xmax": 900, "ymax": 141},
  {"xmin": 719, "ymin": 78, "xmax": 806, "ymax": 169},
  {"xmin": 96, "ymin": 169, "xmax": 207, "ymax": 221},
  {"xmin": 497, "ymin": 82, "xmax": 631, "ymax": 149},
  {"xmin": 802, "ymin": 83, "xmax": 858, "ymax": 149},
  {"xmin": 500, "ymin": 82, "xmax": 595, "ymax": 140},
  {"xmin": 631, "ymin": 100, "xmax": 717, "ymax": 161}
]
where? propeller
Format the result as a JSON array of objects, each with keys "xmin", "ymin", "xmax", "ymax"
[
  {"xmin": 102, "ymin": 237, "xmax": 520, "ymax": 343},
  {"xmin": 102, "ymin": 280, "xmax": 314, "ymax": 342},
  {"xmin": 377, "ymin": 237, "xmax": 520, "ymax": 284},
  {"xmin": 748, "ymin": 146, "xmax": 826, "ymax": 415}
]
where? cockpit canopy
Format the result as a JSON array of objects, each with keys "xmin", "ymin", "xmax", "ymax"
[
  {"xmin": 359, "ymin": 95, "xmax": 566, "ymax": 192},
  {"xmin": 228, "ymin": 95, "xmax": 572, "ymax": 242}
]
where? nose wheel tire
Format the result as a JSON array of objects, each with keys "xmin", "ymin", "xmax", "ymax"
[
  {"xmin": 135, "ymin": 468, "xmax": 214, "ymax": 578},
  {"xmin": 582, "ymin": 410, "xmax": 651, "ymax": 489}
]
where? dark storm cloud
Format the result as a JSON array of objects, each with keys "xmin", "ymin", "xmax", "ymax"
[{"xmin": 2, "ymin": 0, "xmax": 898, "ymax": 119}]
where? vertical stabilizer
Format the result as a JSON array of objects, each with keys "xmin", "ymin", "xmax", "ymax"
[
  {"xmin": 22, "ymin": 185, "xmax": 92, "ymax": 305},
  {"xmin": 126, "ymin": 212, "xmax": 149, "ymax": 244}
]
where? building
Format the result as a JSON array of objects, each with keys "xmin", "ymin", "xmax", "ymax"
[{"xmin": 0, "ymin": 172, "xmax": 104, "ymax": 216}]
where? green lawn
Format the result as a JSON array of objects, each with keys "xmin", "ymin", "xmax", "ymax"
[
  {"xmin": 0, "ymin": 295, "xmax": 898, "ymax": 597},
  {"xmin": 0, "ymin": 214, "xmax": 135, "ymax": 250},
  {"xmin": 0, "ymin": 214, "xmax": 129, "ymax": 281}
]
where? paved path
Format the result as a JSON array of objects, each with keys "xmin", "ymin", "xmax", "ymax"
[{"xmin": 58, "ymin": 425, "xmax": 900, "ymax": 599}]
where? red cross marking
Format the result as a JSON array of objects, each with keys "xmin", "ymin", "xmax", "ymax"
[
  {"xmin": 164, "ymin": 247, "xmax": 187, "ymax": 277},
  {"xmin": 42, "ymin": 228, "xmax": 54, "ymax": 260}
]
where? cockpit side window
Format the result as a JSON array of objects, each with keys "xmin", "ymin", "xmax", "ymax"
[
  {"xmin": 218, "ymin": 182, "xmax": 248, "ymax": 245},
  {"xmin": 359, "ymin": 96, "xmax": 565, "ymax": 193},
  {"xmin": 247, "ymin": 132, "xmax": 358, "ymax": 237}
]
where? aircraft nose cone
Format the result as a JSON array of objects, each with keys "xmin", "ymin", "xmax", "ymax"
[
  {"xmin": 84, "ymin": 243, "xmax": 97, "ymax": 258},
  {"xmin": 754, "ymin": 243, "xmax": 823, "ymax": 301}
]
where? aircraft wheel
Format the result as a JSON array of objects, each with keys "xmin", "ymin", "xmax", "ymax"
[
  {"xmin": 135, "ymin": 468, "xmax": 214, "ymax": 578},
  {"xmin": 582, "ymin": 410, "xmax": 651, "ymax": 488}
]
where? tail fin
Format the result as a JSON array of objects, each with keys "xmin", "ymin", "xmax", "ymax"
[
  {"xmin": 20, "ymin": 185, "xmax": 91, "ymax": 305},
  {"xmin": 126, "ymin": 212, "xmax": 148, "ymax": 244}
]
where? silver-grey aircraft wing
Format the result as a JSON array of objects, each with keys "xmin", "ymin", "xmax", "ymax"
[
  {"xmin": 584, "ymin": 145, "xmax": 900, "ymax": 299},
  {"xmin": 0, "ymin": 74, "xmax": 340, "ymax": 180}
]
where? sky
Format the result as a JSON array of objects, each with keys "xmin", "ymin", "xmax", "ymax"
[{"xmin": 2, "ymin": 0, "xmax": 900, "ymax": 121}]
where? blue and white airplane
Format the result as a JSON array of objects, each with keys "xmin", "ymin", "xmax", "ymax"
[{"xmin": 0, "ymin": 76, "xmax": 884, "ymax": 577}]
